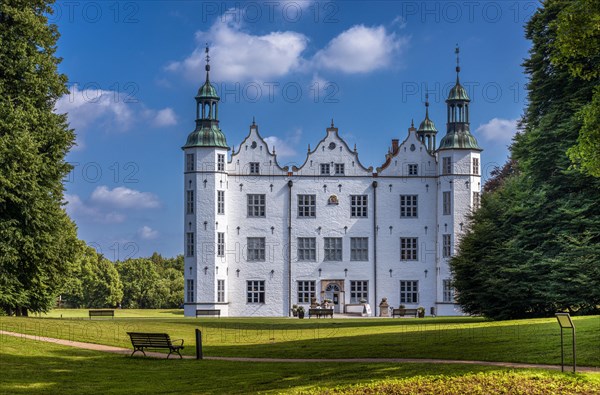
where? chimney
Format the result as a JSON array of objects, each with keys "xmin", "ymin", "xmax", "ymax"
[{"xmin": 391, "ymin": 139, "xmax": 399, "ymax": 153}]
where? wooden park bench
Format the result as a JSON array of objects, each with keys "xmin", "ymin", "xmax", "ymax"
[
  {"xmin": 126, "ymin": 332, "xmax": 184, "ymax": 359},
  {"xmin": 392, "ymin": 308, "xmax": 418, "ymax": 318},
  {"xmin": 195, "ymin": 309, "xmax": 221, "ymax": 317},
  {"xmin": 308, "ymin": 308, "xmax": 334, "ymax": 318},
  {"xmin": 88, "ymin": 309, "xmax": 114, "ymax": 319}
]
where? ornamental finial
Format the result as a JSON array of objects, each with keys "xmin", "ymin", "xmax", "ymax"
[{"xmin": 455, "ymin": 44, "xmax": 461, "ymax": 82}]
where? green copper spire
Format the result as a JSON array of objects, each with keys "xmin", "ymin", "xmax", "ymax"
[
  {"xmin": 417, "ymin": 94, "xmax": 438, "ymax": 133},
  {"xmin": 438, "ymin": 46, "xmax": 482, "ymax": 151},
  {"xmin": 417, "ymin": 93, "xmax": 438, "ymax": 153},
  {"xmin": 183, "ymin": 45, "xmax": 229, "ymax": 149},
  {"xmin": 447, "ymin": 45, "xmax": 470, "ymax": 101}
]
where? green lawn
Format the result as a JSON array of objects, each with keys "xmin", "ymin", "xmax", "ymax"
[
  {"xmin": 2, "ymin": 310, "xmax": 599, "ymax": 367},
  {"xmin": 1, "ymin": 335, "xmax": 598, "ymax": 395}
]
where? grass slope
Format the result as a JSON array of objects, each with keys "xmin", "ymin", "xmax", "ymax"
[
  {"xmin": 2, "ymin": 311, "xmax": 599, "ymax": 367},
  {"xmin": 1, "ymin": 335, "xmax": 599, "ymax": 395}
]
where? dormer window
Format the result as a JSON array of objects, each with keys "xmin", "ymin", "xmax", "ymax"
[
  {"xmin": 249, "ymin": 162, "xmax": 260, "ymax": 175},
  {"xmin": 334, "ymin": 163, "xmax": 345, "ymax": 175},
  {"xmin": 320, "ymin": 163, "xmax": 330, "ymax": 175}
]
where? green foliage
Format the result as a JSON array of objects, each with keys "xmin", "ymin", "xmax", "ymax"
[
  {"xmin": 451, "ymin": 0, "xmax": 600, "ymax": 320},
  {"xmin": 116, "ymin": 255, "xmax": 183, "ymax": 309},
  {"xmin": 0, "ymin": 0, "xmax": 78, "ymax": 315},
  {"xmin": 552, "ymin": 0, "xmax": 600, "ymax": 176},
  {"xmin": 62, "ymin": 242, "xmax": 123, "ymax": 308}
]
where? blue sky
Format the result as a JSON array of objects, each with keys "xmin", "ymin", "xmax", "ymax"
[{"xmin": 54, "ymin": 0, "xmax": 536, "ymax": 259}]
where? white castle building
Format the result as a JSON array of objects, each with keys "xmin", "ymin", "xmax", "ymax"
[{"xmin": 182, "ymin": 47, "xmax": 482, "ymax": 317}]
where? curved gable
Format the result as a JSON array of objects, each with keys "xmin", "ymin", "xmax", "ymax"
[
  {"xmin": 293, "ymin": 124, "xmax": 373, "ymax": 177},
  {"xmin": 377, "ymin": 126, "xmax": 437, "ymax": 177},
  {"xmin": 228, "ymin": 121, "xmax": 288, "ymax": 175}
]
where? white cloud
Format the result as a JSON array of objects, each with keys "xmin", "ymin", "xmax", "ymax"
[
  {"xmin": 264, "ymin": 128, "xmax": 302, "ymax": 158},
  {"xmin": 166, "ymin": 20, "xmax": 308, "ymax": 82},
  {"xmin": 476, "ymin": 118, "xmax": 519, "ymax": 143},
  {"xmin": 63, "ymin": 194, "xmax": 125, "ymax": 224},
  {"xmin": 90, "ymin": 186, "xmax": 161, "ymax": 209},
  {"xmin": 138, "ymin": 226, "xmax": 159, "ymax": 240},
  {"xmin": 313, "ymin": 25, "xmax": 409, "ymax": 73},
  {"xmin": 55, "ymin": 85, "xmax": 134, "ymax": 132},
  {"xmin": 153, "ymin": 107, "xmax": 178, "ymax": 127}
]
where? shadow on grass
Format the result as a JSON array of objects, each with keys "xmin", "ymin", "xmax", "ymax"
[{"xmin": 2, "ymin": 335, "xmax": 565, "ymax": 395}]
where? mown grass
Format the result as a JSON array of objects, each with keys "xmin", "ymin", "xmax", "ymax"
[
  {"xmin": 300, "ymin": 372, "xmax": 600, "ymax": 395},
  {"xmin": 1, "ymin": 335, "xmax": 598, "ymax": 395},
  {"xmin": 1, "ymin": 310, "xmax": 599, "ymax": 367}
]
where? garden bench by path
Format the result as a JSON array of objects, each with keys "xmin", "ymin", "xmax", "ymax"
[
  {"xmin": 88, "ymin": 309, "xmax": 114, "ymax": 319},
  {"xmin": 126, "ymin": 332, "xmax": 184, "ymax": 359},
  {"xmin": 308, "ymin": 308, "xmax": 334, "ymax": 318},
  {"xmin": 392, "ymin": 308, "xmax": 418, "ymax": 318},
  {"xmin": 196, "ymin": 309, "xmax": 221, "ymax": 317}
]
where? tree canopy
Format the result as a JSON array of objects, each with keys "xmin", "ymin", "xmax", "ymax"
[
  {"xmin": 451, "ymin": 0, "xmax": 600, "ymax": 320},
  {"xmin": 0, "ymin": 0, "xmax": 78, "ymax": 315}
]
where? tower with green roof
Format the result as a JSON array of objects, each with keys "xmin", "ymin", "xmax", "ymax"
[
  {"xmin": 417, "ymin": 93, "xmax": 438, "ymax": 153},
  {"xmin": 436, "ymin": 46, "xmax": 482, "ymax": 314},
  {"xmin": 182, "ymin": 46, "xmax": 231, "ymax": 317}
]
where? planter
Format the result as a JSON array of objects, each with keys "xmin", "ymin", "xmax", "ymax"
[{"xmin": 298, "ymin": 311, "xmax": 305, "ymax": 319}]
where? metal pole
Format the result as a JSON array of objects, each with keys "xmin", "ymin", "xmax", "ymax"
[
  {"xmin": 560, "ymin": 327, "xmax": 564, "ymax": 372},
  {"xmin": 572, "ymin": 327, "xmax": 576, "ymax": 373},
  {"xmin": 195, "ymin": 329, "xmax": 203, "ymax": 360}
]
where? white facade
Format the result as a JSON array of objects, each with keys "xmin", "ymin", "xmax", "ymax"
[{"xmin": 183, "ymin": 52, "xmax": 482, "ymax": 317}]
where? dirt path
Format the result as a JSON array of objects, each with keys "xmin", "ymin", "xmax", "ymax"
[{"xmin": 1, "ymin": 330, "xmax": 597, "ymax": 373}]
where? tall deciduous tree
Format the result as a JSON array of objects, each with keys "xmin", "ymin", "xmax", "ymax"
[
  {"xmin": 0, "ymin": 0, "xmax": 78, "ymax": 315},
  {"xmin": 552, "ymin": 0, "xmax": 600, "ymax": 177},
  {"xmin": 62, "ymin": 242, "xmax": 123, "ymax": 308},
  {"xmin": 451, "ymin": 0, "xmax": 600, "ymax": 319}
]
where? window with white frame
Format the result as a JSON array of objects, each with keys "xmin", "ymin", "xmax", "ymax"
[
  {"xmin": 217, "ymin": 279, "xmax": 225, "ymax": 303},
  {"xmin": 442, "ymin": 157, "xmax": 452, "ymax": 175},
  {"xmin": 249, "ymin": 162, "xmax": 260, "ymax": 174},
  {"xmin": 442, "ymin": 234, "xmax": 451, "ymax": 257},
  {"xmin": 298, "ymin": 194, "xmax": 316, "ymax": 218},
  {"xmin": 217, "ymin": 154, "xmax": 225, "ymax": 171},
  {"xmin": 472, "ymin": 157, "xmax": 479, "ymax": 175},
  {"xmin": 186, "ymin": 232, "xmax": 194, "ymax": 257},
  {"xmin": 247, "ymin": 280, "xmax": 265, "ymax": 303},
  {"xmin": 297, "ymin": 281, "xmax": 315, "ymax": 303},
  {"xmin": 351, "ymin": 237, "xmax": 368, "ymax": 261},
  {"xmin": 350, "ymin": 281, "xmax": 368, "ymax": 303},
  {"xmin": 443, "ymin": 191, "xmax": 451, "ymax": 215},
  {"xmin": 324, "ymin": 237, "xmax": 342, "ymax": 261},
  {"xmin": 247, "ymin": 194, "xmax": 266, "ymax": 217},
  {"xmin": 186, "ymin": 279, "xmax": 194, "ymax": 303},
  {"xmin": 400, "ymin": 195, "xmax": 418, "ymax": 218},
  {"xmin": 217, "ymin": 232, "xmax": 225, "ymax": 257},
  {"xmin": 351, "ymin": 195, "xmax": 368, "ymax": 218},
  {"xmin": 408, "ymin": 163, "xmax": 418, "ymax": 176},
  {"xmin": 443, "ymin": 279, "xmax": 455, "ymax": 302},
  {"xmin": 334, "ymin": 163, "xmax": 345, "ymax": 175},
  {"xmin": 320, "ymin": 163, "xmax": 330, "ymax": 175},
  {"xmin": 297, "ymin": 237, "xmax": 316, "ymax": 261},
  {"xmin": 473, "ymin": 191, "xmax": 480, "ymax": 209},
  {"xmin": 247, "ymin": 237, "xmax": 265, "ymax": 261},
  {"xmin": 186, "ymin": 190, "xmax": 194, "ymax": 214},
  {"xmin": 186, "ymin": 153, "xmax": 195, "ymax": 171},
  {"xmin": 400, "ymin": 280, "xmax": 418, "ymax": 304},
  {"xmin": 217, "ymin": 190, "xmax": 225, "ymax": 214},
  {"xmin": 400, "ymin": 237, "xmax": 418, "ymax": 260}
]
